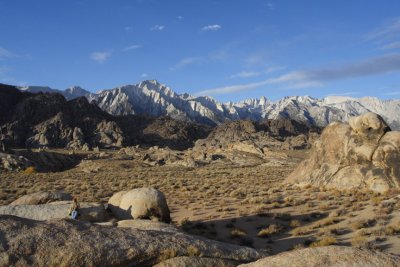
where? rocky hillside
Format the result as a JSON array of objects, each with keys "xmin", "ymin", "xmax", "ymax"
[
  {"xmin": 19, "ymin": 80, "xmax": 400, "ymax": 129},
  {"xmin": 0, "ymin": 84, "xmax": 210, "ymax": 150},
  {"xmin": 194, "ymin": 118, "xmax": 321, "ymax": 152}
]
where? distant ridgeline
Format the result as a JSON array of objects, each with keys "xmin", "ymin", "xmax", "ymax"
[
  {"xmin": 0, "ymin": 83, "xmax": 210, "ymax": 150},
  {"xmin": 18, "ymin": 80, "xmax": 400, "ymax": 129},
  {"xmin": 1, "ymin": 81, "xmax": 399, "ymax": 150}
]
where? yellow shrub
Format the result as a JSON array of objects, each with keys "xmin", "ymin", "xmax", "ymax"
[{"xmin": 23, "ymin": 166, "xmax": 37, "ymax": 174}]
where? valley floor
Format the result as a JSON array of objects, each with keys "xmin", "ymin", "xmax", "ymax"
[{"xmin": 1, "ymin": 149, "xmax": 399, "ymax": 256}]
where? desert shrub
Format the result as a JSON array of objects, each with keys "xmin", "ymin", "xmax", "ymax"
[
  {"xmin": 383, "ymin": 222, "xmax": 400, "ymax": 235},
  {"xmin": 371, "ymin": 196, "xmax": 383, "ymax": 206},
  {"xmin": 159, "ymin": 248, "xmax": 178, "ymax": 261},
  {"xmin": 293, "ymin": 243, "xmax": 305, "ymax": 250},
  {"xmin": 351, "ymin": 235, "xmax": 368, "ymax": 247},
  {"xmin": 313, "ymin": 217, "xmax": 340, "ymax": 228},
  {"xmin": 351, "ymin": 219, "xmax": 376, "ymax": 230},
  {"xmin": 257, "ymin": 224, "xmax": 283, "ymax": 237},
  {"xmin": 231, "ymin": 228, "xmax": 247, "ymax": 238},
  {"xmin": 289, "ymin": 220, "xmax": 301, "ymax": 228},
  {"xmin": 187, "ymin": 245, "xmax": 201, "ymax": 257},
  {"xmin": 309, "ymin": 236, "xmax": 337, "ymax": 247},
  {"xmin": 292, "ymin": 226, "xmax": 311, "ymax": 236},
  {"xmin": 23, "ymin": 166, "xmax": 37, "ymax": 174}
]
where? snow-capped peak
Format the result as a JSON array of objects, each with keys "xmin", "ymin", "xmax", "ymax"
[{"xmin": 17, "ymin": 80, "xmax": 400, "ymax": 129}]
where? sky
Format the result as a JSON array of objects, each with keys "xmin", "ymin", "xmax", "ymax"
[{"xmin": 1, "ymin": 0, "xmax": 400, "ymax": 102}]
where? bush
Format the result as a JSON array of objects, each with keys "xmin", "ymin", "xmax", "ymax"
[
  {"xmin": 309, "ymin": 236, "xmax": 337, "ymax": 247},
  {"xmin": 23, "ymin": 166, "xmax": 37, "ymax": 174},
  {"xmin": 257, "ymin": 224, "xmax": 283, "ymax": 237},
  {"xmin": 231, "ymin": 228, "xmax": 247, "ymax": 238}
]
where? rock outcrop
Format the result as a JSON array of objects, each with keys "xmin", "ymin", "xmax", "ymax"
[
  {"xmin": 10, "ymin": 191, "xmax": 72, "ymax": 205},
  {"xmin": 0, "ymin": 215, "xmax": 260, "ymax": 266},
  {"xmin": 239, "ymin": 246, "xmax": 400, "ymax": 267},
  {"xmin": 194, "ymin": 119, "xmax": 319, "ymax": 154},
  {"xmin": 0, "ymin": 201, "xmax": 108, "ymax": 222},
  {"xmin": 286, "ymin": 112, "xmax": 400, "ymax": 192},
  {"xmin": 0, "ymin": 84, "xmax": 210, "ymax": 150},
  {"xmin": 108, "ymin": 188, "xmax": 171, "ymax": 223},
  {"xmin": 0, "ymin": 152, "xmax": 33, "ymax": 171}
]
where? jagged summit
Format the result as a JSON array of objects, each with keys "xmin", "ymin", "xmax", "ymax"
[{"xmin": 13, "ymin": 80, "xmax": 400, "ymax": 129}]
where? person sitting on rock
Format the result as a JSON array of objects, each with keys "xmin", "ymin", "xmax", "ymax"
[{"xmin": 68, "ymin": 197, "xmax": 80, "ymax": 220}]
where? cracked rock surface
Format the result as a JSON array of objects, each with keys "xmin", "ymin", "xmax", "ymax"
[{"xmin": 286, "ymin": 112, "xmax": 400, "ymax": 192}]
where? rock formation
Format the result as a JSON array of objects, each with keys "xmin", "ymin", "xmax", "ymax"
[
  {"xmin": 0, "ymin": 84, "xmax": 210, "ymax": 151},
  {"xmin": 0, "ymin": 201, "xmax": 108, "ymax": 222},
  {"xmin": 239, "ymin": 246, "xmax": 400, "ymax": 267},
  {"xmin": 194, "ymin": 119, "xmax": 319, "ymax": 154},
  {"xmin": 108, "ymin": 187, "xmax": 171, "ymax": 223},
  {"xmin": 286, "ymin": 112, "xmax": 400, "ymax": 192},
  {"xmin": 0, "ymin": 215, "xmax": 260, "ymax": 266},
  {"xmin": 10, "ymin": 191, "xmax": 72, "ymax": 205},
  {"xmin": 0, "ymin": 152, "xmax": 33, "ymax": 171}
]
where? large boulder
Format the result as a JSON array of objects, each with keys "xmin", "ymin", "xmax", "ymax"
[
  {"xmin": 239, "ymin": 246, "xmax": 400, "ymax": 267},
  {"xmin": 0, "ymin": 215, "xmax": 261, "ymax": 266},
  {"xmin": 286, "ymin": 113, "xmax": 400, "ymax": 192},
  {"xmin": 108, "ymin": 188, "xmax": 171, "ymax": 223},
  {"xmin": 0, "ymin": 201, "xmax": 108, "ymax": 222},
  {"xmin": 10, "ymin": 191, "xmax": 72, "ymax": 205}
]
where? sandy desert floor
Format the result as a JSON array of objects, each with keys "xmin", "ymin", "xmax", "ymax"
[{"xmin": 1, "ymin": 149, "xmax": 399, "ymax": 256}]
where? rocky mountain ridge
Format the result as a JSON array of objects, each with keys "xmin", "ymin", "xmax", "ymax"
[
  {"xmin": 0, "ymin": 83, "xmax": 210, "ymax": 150},
  {"xmin": 19, "ymin": 80, "xmax": 400, "ymax": 129}
]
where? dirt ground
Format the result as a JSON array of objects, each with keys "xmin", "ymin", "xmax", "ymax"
[{"xmin": 1, "ymin": 149, "xmax": 399, "ymax": 256}]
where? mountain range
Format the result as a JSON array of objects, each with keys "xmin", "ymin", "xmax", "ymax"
[{"xmin": 19, "ymin": 80, "xmax": 400, "ymax": 129}]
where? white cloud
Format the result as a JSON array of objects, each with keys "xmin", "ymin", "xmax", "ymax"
[
  {"xmin": 0, "ymin": 47, "xmax": 16, "ymax": 59},
  {"xmin": 266, "ymin": 2, "xmax": 274, "ymax": 10},
  {"xmin": 384, "ymin": 91, "xmax": 400, "ymax": 96},
  {"xmin": 230, "ymin": 71, "xmax": 261, "ymax": 79},
  {"xmin": 170, "ymin": 57, "xmax": 200, "ymax": 71},
  {"xmin": 197, "ymin": 53, "xmax": 400, "ymax": 95},
  {"xmin": 229, "ymin": 66, "xmax": 285, "ymax": 79},
  {"xmin": 326, "ymin": 92, "xmax": 360, "ymax": 96},
  {"xmin": 367, "ymin": 18, "xmax": 400, "ymax": 50},
  {"xmin": 150, "ymin": 25, "xmax": 165, "ymax": 31},
  {"xmin": 123, "ymin": 44, "xmax": 142, "ymax": 51},
  {"xmin": 124, "ymin": 26, "xmax": 133, "ymax": 32},
  {"xmin": 380, "ymin": 41, "xmax": 400, "ymax": 50},
  {"xmin": 177, "ymin": 16, "xmax": 184, "ymax": 20},
  {"xmin": 141, "ymin": 73, "xmax": 148, "ymax": 78},
  {"xmin": 245, "ymin": 53, "xmax": 268, "ymax": 66},
  {"xmin": 201, "ymin": 24, "xmax": 221, "ymax": 31},
  {"xmin": 367, "ymin": 18, "xmax": 400, "ymax": 42},
  {"xmin": 90, "ymin": 51, "xmax": 111, "ymax": 63}
]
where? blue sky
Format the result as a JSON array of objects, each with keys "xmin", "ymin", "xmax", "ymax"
[{"xmin": 1, "ymin": 0, "xmax": 400, "ymax": 102}]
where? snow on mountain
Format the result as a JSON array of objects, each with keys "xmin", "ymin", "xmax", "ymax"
[{"xmin": 17, "ymin": 80, "xmax": 400, "ymax": 129}]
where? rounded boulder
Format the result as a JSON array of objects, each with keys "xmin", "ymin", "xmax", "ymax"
[{"xmin": 108, "ymin": 187, "xmax": 171, "ymax": 223}]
